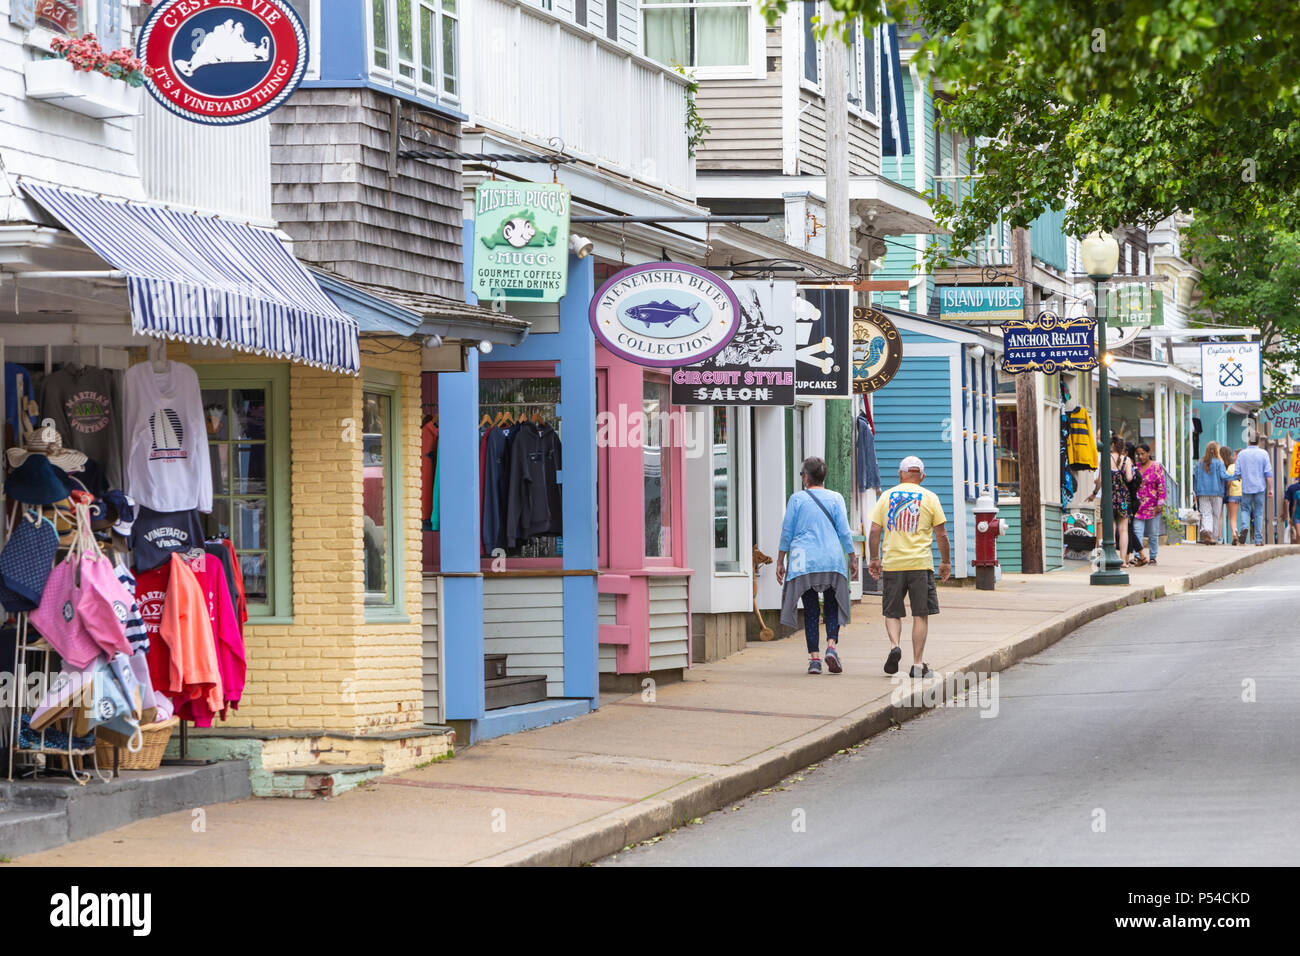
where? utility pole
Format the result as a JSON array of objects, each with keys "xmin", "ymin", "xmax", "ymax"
[
  {"xmin": 822, "ymin": 9, "xmax": 854, "ymax": 522},
  {"xmin": 1012, "ymin": 226, "xmax": 1044, "ymax": 573}
]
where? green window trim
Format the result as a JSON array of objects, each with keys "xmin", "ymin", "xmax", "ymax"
[
  {"xmin": 362, "ymin": 368, "xmax": 404, "ymax": 619},
  {"xmin": 196, "ymin": 363, "xmax": 292, "ymax": 623}
]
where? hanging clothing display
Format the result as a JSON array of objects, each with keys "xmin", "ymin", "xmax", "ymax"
[
  {"xmin": 421, "ymin": 420, "xmax": 439, "ymax": 530},
  {"xmin": 130, "ymin": 506, "xmax": 206, "ymax": 572},
  {"xmin": 481, "ymin": 423, "xmax": 516, "ymax": 553},
  {"xmin": 39, "ymin": 363, "xmax": 124, "ymax": 489},
  {"xmin": 505, "ymin": 421, "xmax": 563, "ymax": 546},
  {"xmin": 1065, "ymin": 407, "xmax": 1099, "ymax": 470},
  {"xmin": 147, "ymin": 553, "xmax": 223, "ymax": 723},
  {"xmin": 4, "ymin": 361, "xmax": 37, "ymax": 445},
  {"xmin": 855, "ymin": 411, "xmax": 881, "ymax": 492},
  {"xmin": 122, "ymin": 360, "xmax": 213, "ymax": 514},
  {"xmin": 189, "ymin": 556, "xmax": 246, "ymax": 723}
]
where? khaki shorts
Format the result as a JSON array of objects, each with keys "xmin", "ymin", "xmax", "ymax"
[{"xmin": 882, "ymin": 569, "xmax": 940, "ymax": 619}]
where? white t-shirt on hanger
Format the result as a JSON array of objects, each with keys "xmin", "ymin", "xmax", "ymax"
[{"xmin": 122, "ymin": 360, "xmax": 213, "ymax": 513}]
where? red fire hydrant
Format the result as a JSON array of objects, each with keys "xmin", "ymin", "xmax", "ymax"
[{"xmin": 972, "ymin": 491, "xmax": 1007, "ymax": 590}]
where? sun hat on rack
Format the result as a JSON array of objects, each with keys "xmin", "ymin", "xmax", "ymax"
[
  {"xmin": 4, "ymin": 455, "xmax": 74, "ymax": 506},
  {"xmin": 5, "ymin": 418, "xmax": 87, "ymax": 473},
  {"xmin": 0, "ymin": 509, "xmax": 60, "ymax": 611}
]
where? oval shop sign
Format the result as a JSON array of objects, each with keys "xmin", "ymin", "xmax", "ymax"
[
  {"xmin": 589, "ymin": 263, "xmax": 741, "ymax": 368},
  {"xmin": 138, "ymin": 0, "xmax": 308, "ymax": 126}
]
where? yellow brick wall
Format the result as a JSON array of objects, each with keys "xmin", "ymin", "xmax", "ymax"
[{"xmin": 129, "ymin": 339, "xmax": 425, "ymax": 734}]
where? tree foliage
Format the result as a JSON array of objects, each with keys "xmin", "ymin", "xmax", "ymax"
[
  {"xmin": 760, "ymin": 0, "xmax": 1300, "ymax": 257},
  {"xmin": 1184, "ymin": 208, "xmax": 1300, "ymax": 403}
]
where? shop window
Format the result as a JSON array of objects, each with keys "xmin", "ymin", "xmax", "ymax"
[
  {"xmin": 26, "ymin": 1, "xmax": 122, "ymax": 42},
  {"xmin": 369, "ymin": 0, "xmax": 459, "ymax": 102},
  {"xmin": 199, "ymin": 366, "xmax": 291, "ymax": 620},
  {"xmin": 643, "ymin": 0, "xmax": 754, "ymax": 71},
  {"xmin": 362, "ymin": 374, "xmax": 402, "ymax": 613},
  {"xmin": 479, "ymin": 376, "xmax": 564, "ymax": 559},
  {"xmin": 996, "ymin": 404, "xmax": 1019, "ymax": 495},
  {"xmin": 713, "ymin": 406, "xmax": 741, "ymax": 572},
  {"xmin": 644, "ymin": 379, "xmax": 673, "ymax": 559}
]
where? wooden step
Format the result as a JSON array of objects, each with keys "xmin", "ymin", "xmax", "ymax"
[
  {"xmin": 484, "ymin": 674, "xmax": 548, "ymax": 711},
  {"xmin": 484, "ymin": 654, "xmax": 508, "ymax": 681}
]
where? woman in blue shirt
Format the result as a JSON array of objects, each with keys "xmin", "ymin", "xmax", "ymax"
[
  {"xmin": 776, "ymin": 457, "xmax": 859, "ymax": 675},
  {"xmin": 1193, "ymin": 441, "xmax": 1229, "ymax": 544}
]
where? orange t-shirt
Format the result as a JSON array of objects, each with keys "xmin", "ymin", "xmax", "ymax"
[{"xmin": 160, "ymin": 554, "xmax": 223, "ymax": 717}]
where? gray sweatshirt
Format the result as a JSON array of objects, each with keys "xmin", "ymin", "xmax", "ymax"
[{"xmin": 39, "ymin": 364, "xmax": 123, "ymax": 489}]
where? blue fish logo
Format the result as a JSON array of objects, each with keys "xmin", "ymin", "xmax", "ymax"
[{"xmin": 622, "ymin": 300, "xmax": 702, "ymax": 330}]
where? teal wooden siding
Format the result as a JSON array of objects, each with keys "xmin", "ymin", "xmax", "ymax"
[
  {"xmin": 1030, "ymin": 207, "xmax": 1068, "ymax": 272},
  {"xmin": 1044, "ymin": 503, "xmax": 1064, "ymax": 570},
  {"xmin": 872, "ymin": 351, "xmax": 954, "ymax": 568},
  {"xmin": 996, "ymin": 504, "xmax": 1023, "ymax": 573}
]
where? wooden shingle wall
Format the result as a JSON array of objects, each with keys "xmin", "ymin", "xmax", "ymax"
[{"xmin": 271, "ymin": 88, "xmax": 464, "ymax": 299}]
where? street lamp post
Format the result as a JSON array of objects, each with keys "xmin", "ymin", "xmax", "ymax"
[{"xmin": 1082, "ymin": 232, "xmax": 1129, "ymax": 586}]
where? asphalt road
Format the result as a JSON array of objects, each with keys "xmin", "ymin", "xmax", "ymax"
[{"xmin": 602, "ymin": 555, "xmax": 1300, "ymax": 866}]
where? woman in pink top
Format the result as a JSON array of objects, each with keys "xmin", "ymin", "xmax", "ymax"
[{"xmin": 1131, "ymin": 443, "xmax": 1168, "ymax": 567}]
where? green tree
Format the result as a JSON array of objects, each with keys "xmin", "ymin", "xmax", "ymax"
[
  {"xmin": 761, "ymin": 1, "xmax": 1300, "ymax": 256},
  {"xmin": 1184, "ymin": 208, "xmax": 1300, "ymax": 404}
]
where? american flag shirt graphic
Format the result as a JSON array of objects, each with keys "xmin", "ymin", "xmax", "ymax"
[{"xmin": 886, "ymin": 490, "xmax": 925, "ymax": 533}]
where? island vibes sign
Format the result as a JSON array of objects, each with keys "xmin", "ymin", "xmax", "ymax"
[
  {"xmin": 139, "ymin": 0, "xmax": 308, "ymax": 125},
  {"xmin": 590, "ymin": 263, "xmax": 741, "ymax": 368},
  {"xmin": 938, "ymin": 285, "xmax": 1024, "ymax": 323}
]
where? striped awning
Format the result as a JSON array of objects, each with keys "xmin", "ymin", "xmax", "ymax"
[{"xmin": 21, "ymin": 182, "xmax": 360, "ymax": 375}]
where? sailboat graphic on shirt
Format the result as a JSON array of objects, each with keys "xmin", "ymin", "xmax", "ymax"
[{"xmin": 148, "ymin": 408, "xmax": 188, "ymax": 462}]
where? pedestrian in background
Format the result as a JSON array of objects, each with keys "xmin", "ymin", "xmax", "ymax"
[
  {"xmin": 776, "ymin": 456, "xmax": 858, "ymax": 675},
  {"xmin": 1235, "ymin": 436, "xmax": 1274, "ymax": 545},
  {"xmin": 1131, "ymin": 443, "xmax": 1167, "ymax": 566},
  {"xmin": 1088, "ymin": 435, "xmax": 1134, "ymax": 567},
  {"xmin": 1193, "ymin": 440, "xmax": 1227, "ymax": 544},
  {"xmin": 1285, "ymin": 474, "xmax": 1300, "ymax": 544},
  {"xmin": 1220, "ymin": 445, "xmax": 1242, "ymax": 544},
  {"xmin": 1125, "ymin": 441, "xmax": 1144, "ymax": 561},
  {"xmin": 867, "ymin": 455, "xmax": 951, "ymax": 679}
]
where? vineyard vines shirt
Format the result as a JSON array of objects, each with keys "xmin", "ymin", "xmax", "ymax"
[{"xmin": 122, "ymin": 361, "xmax": 213, "ymax": 513}]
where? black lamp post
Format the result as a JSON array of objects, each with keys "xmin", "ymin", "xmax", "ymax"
[{"xmin": 1082, "ymin": 231, "xmax": 1128, "ymax": 586}]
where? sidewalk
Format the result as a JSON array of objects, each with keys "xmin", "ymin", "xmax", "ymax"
[{"xmin": 13, "ymin": 543, "xmax": 1296, "ymax": 867}]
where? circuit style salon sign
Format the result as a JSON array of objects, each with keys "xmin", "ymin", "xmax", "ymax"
[
  {"xmin": 590, "ymin": 263, "xmax": 742, "ymax": 368},
  {"xmin": 138, "ymin": 0, "xmax": 309, "ymax": 125}
]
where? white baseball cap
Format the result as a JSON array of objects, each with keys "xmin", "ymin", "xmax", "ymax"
[{"xmin": 899, "ymin": 455, "xmax": 925, "ymax": 474}]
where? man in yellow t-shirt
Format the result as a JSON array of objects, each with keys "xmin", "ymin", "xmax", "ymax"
[{"xmin": 868, "ymin": 455, "xmax": 951, "ymax": 679}]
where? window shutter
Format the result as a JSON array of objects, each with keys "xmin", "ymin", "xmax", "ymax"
[
  {"xmin": 10, "ymin": 0, "xmax": 37, "ymax": 30},
  {"xmin": 96, "ymin": 0, "xmax": 122, "ymax": 43}
]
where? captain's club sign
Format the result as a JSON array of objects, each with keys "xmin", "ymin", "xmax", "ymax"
[
  {"xmin": 138, "ymin": 0, "xmax": 309, "ymax": 125},
  {"xmin": 590, "ymin": 264, "xmax": 742, "ymax": 369}
]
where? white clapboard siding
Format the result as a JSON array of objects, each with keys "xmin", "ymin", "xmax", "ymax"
[
  {"xmin": 140, "ymin": 97, "xmax": 273, "ymax": 222},
  {"xmin": 797, "ymin": 89, "xmax": 882, "ymax": 177},
  {"xmin": 468, "ymin": 0, "xmax": 692, "ymax": 197},
  {"xmin": 598, "ymin": 591, "xmax": 618, "ymax": 674},
  {"xmin": 647, "ymin": 576, "xmax": 690, "ymax": 671},
  {"xmin": 696, "ymin": 28, "xmax": 782, "ymax": 171},
  {"xmin": 0, "ymin": 22, "xmax": 142, "ymax": 205},
  {"xmin": 422, "ymin": 575, "xmax": 441, "ymax": 725},
  {"xmin": 484, "ymin": 576, "xmax": 566, "ymax": 697}
]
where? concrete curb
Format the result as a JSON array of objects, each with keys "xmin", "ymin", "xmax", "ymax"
[{"xmin": 470, "ymin": 547, "xmax": 1295, "ymax": 867}]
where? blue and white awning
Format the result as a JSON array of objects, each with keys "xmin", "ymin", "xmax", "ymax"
[{"xmin": 21, "ymin": 182, "xmax": 360, "ymax": 375}]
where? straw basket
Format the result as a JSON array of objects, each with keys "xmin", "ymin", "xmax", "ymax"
[{"xmin": 95, "ymin": 717, "xmax": 179, "ymax": 771}]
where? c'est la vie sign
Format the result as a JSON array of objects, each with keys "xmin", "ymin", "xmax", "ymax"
[{"xmin": 139, "ymin": 0, "xmax": 309, "ymax": 125}]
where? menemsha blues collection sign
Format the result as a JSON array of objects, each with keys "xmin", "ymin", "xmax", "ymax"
[
  {"xmin": 139, "ymin": 0, "xmax": 308, "ymax": 125},
  {"xmin": 590, "ymin": 263, "xmax": 741, "ymax": 368},
  {"xmin": 1001, "ymin": 312, "xmax": 1098, "ymax": 374},
  {"xmin": 938, "ymin": 285, "xmax": 1024, "ymax": 323}
]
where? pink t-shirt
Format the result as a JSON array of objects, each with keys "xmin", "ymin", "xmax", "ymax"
[{"xmin": 182, "ymin": 555, "xmax": 246, "ymax": 725}]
